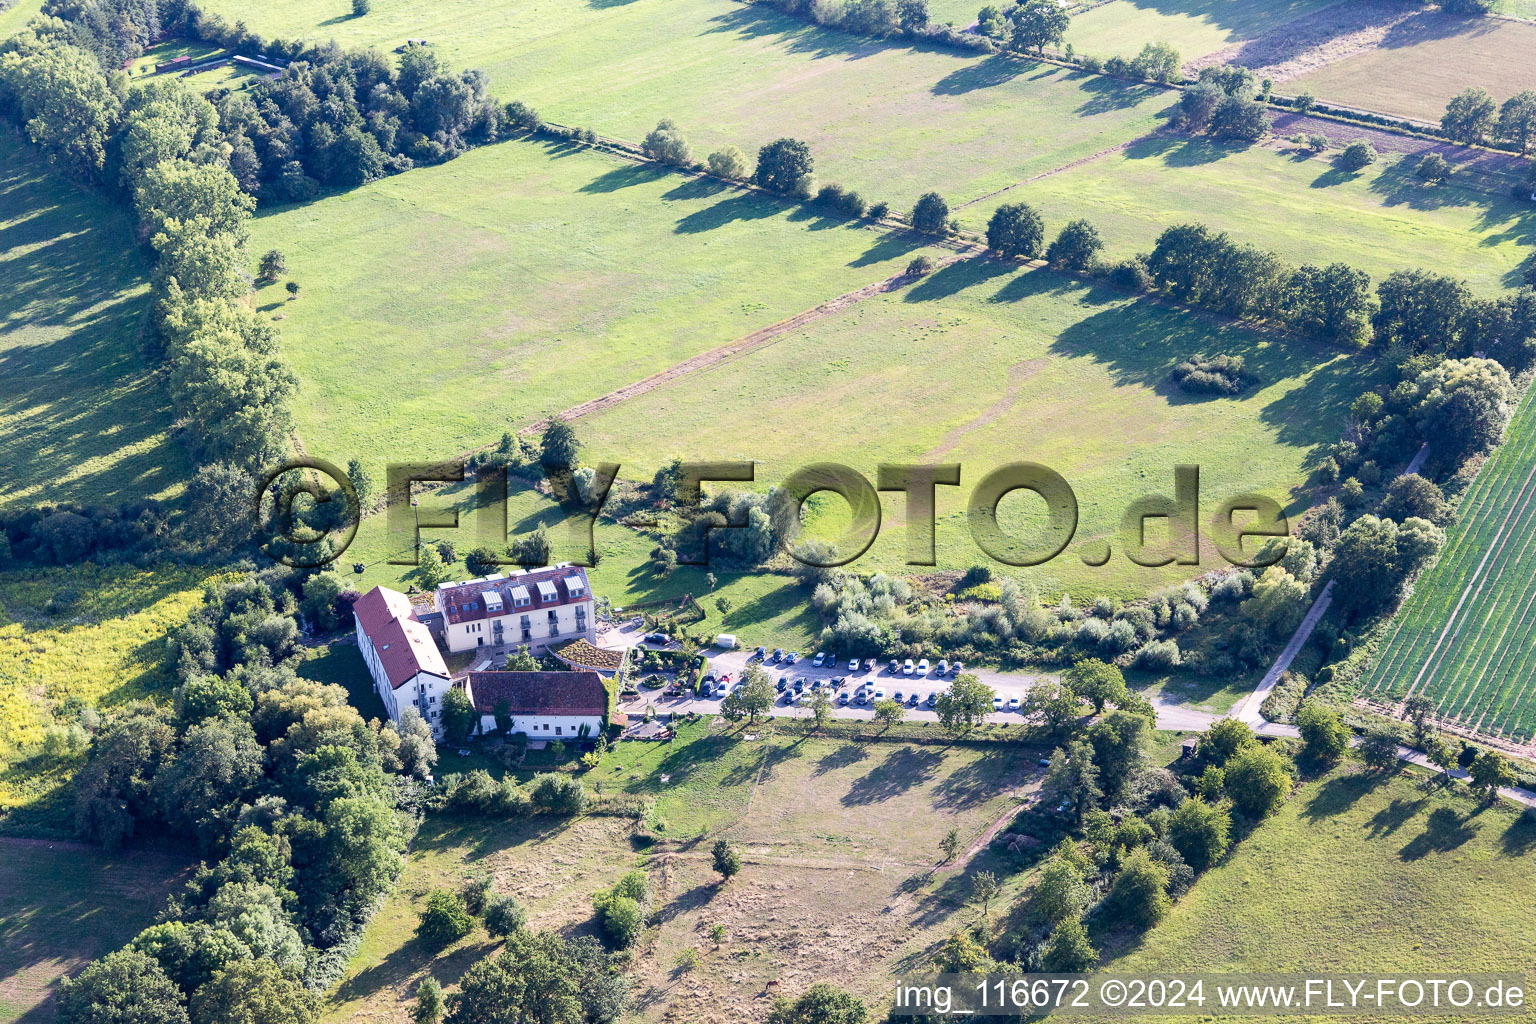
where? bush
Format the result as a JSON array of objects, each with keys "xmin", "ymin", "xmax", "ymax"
[
  {"xmin": 813, "ymin": 183, "xmax": 868, "ymax": 218},
  {"xmin": 1109, "ymin": 257, "xmax": 1152, "ymax": 291},
  {"xmin": 597, "ymin": 895, "xmax": 644, "ymax": 948},
  {"xmin": 868, "ymin": 200, "xmax": 890, "ymax": 220},
  {"xmin": 417, "ymin": 890, "xmax": 473, "ymax": 947},
  {"xmin": 352, "ymin": 0, "xmax": 370, "ymax": 14},
  {"xmin": 906, "ymin": 255, "xmax": 935, "ymax": 276},
  {"xmin": 1415, "ymin": 152, "xmax": 1453, "ymax": 182},
  {"xmin": 528, "ymin": 773, "xmax": 586, "ymax": 814},
  {"xmin": 1337, "ymin": 140, "xmax": 1376, "ymax": 172},
  {"xmin": 641, "ymin": 119, "xmax": 693, "ymax": 167},
  {"xmin": 1171, "ymin": 353, "xmax": 1252, "ymax": 395},
  {"xmin": 706, "ymin": 145, "xmax": 748, "ymax": 180},
  {"xmin": 1134, "ymin": 639, "xmax": 1181, "ymax": 671},
  {"xmin": 1045, "ymin": 219, "xmax": 1103, "ymax": 271},
  {"xmin": 986, "ymin": 202, "xmax": 1045, "ymax": 258},
  {"xmin": 484, "ymin": 893, "xmax": 528, "ymax": 937}
]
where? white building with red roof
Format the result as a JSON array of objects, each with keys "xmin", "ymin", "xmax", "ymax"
[
  {"xmin": 433, "ymin": 563, "xmax": 595, "ymax": 654},
  {"xmin": 353, "ymin": 586, "xmax": 454, "ymax": 737}
]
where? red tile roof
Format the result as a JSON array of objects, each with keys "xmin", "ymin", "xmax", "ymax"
[
  {"xmin": 354, "ymin": 586, "xmax": 450, "ymax": 689},
  {"xmin": 436, "ymin": 565, "xmax": 591, "ymax": 626},
  {"xmin": 466, "ymin": 671, "xmax": 607, "ymax": 717}
]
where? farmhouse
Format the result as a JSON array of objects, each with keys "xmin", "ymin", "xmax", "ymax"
[
  {"xmin": 434, "ymin": 563, "xmax": 595, "ymax": 654},
  {"xmin": 465, "ymin": 670, "xmax": 608, "ymax": 741},
  {"xmin": 353, "ymin": 586, "xmax": 454, "ymax": 737}
]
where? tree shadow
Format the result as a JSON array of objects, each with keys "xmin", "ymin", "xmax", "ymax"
[
  {"xmin": 1499, "ymin": 812, "xmax": 1536, "ymax": 857},
  {"xmin": 1076, "ymin": 76, "xmax": 1163, "ymax": 117},
  {"xmin": 580, "ymin": 163, "xmax": 671, "ymax": 194},
  {"xmin": 1365, "ymin": 795, "xmax": 1425, "ymax": 839},
  {"xmin": 849, "ymin": 228, "xmax": 929, "ymax": 268},
  {"xmin": 674, "ymin": 192, "xmax": 784, "ymax": 234},
  {"xmin": 660, "ymin": 176, "xmax": 731, "ymax": 203},
  {"xmin": 933, "ymin": 745, "xmax": 1025, "ymax": 810},
  {"xmin": 1399, "ymin": 805, "xmax": 1480, "ymax": 861},
  {"xmin": 931, "ymin": 54, "xmax": 1031, "ymax": 95},
  {"xmin": 902, "ymin": 257, "xmax": 1013, "ymax": 303},
  {"xmin": 814, "ymin": 741, "xmax": 869, "ymax": 776},
  {"xmin": 1300, "ymin": 771, "xmax": 1372, "ymax": 822},
  {"xmin": 840, "ymin": 746, "xmax": 945, "ymax": 806}
]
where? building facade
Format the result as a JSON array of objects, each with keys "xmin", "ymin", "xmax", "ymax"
[
  {"xmin": 434, "ymin": 564, "xmax": 595, "ymax": 654},
  {"xmin": 353, "ymin": 586, "xmax": 454, "ymax": 738},
  {"xmin": 464, "ymin": 670, "xmax": 608, "ymax": 742}
]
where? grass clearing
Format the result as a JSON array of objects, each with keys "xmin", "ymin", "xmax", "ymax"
[
  {"xmin": 249, "ymin": 137, "xmax": 952, "ymax": 473},
  {"xmin": 1288, "ymin": 15, "xmax": 1536, "ymax": 124},
  {"xmin": 0, "ymin": 566, "xmax": 214, "ymax": 836},
  {"xmin": 325, "ymin": 722, "xmax": 1036, "ymax": 1022},
  {"xmin": 573, "ymin": 260, "xmax": 1378, "ymax": 599},
  {"xmin": 1088, "ymin": 768, "xmax": 1536, "ymax": 1022},
  {"xmin": 0, "ymin": 838, "xmax": 193, "ymax": 1024},
  {"xmin": 968, "ymin": 136, "xmax": 1534, "ymax": 294},
  {"xmin": 0, "ymin": 134, "xmax": 190, "ymax": 509},
  {"xmin": 1363, "ymin": 393, "xmax": 1536, "ymax": 743}
]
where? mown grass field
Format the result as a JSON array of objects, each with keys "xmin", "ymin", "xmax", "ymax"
[
  {"xmin": 0, "ymin": 566, "xmax": 214, "ymax": 836},
  {"xmin": 0, "ymin": 839, "xmax": 192, "ymax": 1024},
  {"xmin": 574, "ymin": 260, "xmax": 1377, "ymax": 600},
  {"xmin": 324, "ymin": 720, "xmax": 1036, "ymax": 1023},
  {"xmin": 1289, "ymin": 15, "xmax": 1536, "ymax": 124},
  {"xmin": 1363, "ymin": 393, "xmax": 1536, "ymax": 743},
  {"xmin": 0, "ymin": 135, "xmax": 189, "ymax": 509},
  {"xmin": 970, "ymin": 137, "xmax": 1534, "ymax": 294},
  {"xmin": 248, "ymin": 137, "xmax": 951, "ymax": 474},
  {"xmin": 1061, "ymin": 0, "xmax": 1338, "ymax": 63},
  {"xmin": 1089, "ymin": 768, "xmax": 1536, "ymax": 1023},
  {"xmin": 197, "ymin": 0, "xmax": 1174, "ymax": 211}
]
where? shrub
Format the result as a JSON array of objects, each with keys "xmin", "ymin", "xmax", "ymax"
[
  {"xmin": 416, "ymin": 890, "xmax": 473, "ymax": 947},
  {"xmin": 906, "ymin": 254, "xmax": 935, "ymax": 276},
  {"xmin": 1109, "ymin": 256, "xmax": 1152, "ymax": 291},
  {"xmin": 1134, "ymin": 639, "xmax": 1181, "ymax": 670},
  {"xmin": 641, "ymin": 119, "xmax": 693, "ymax": 167},
  {"xmin": 483, "ymin": 893, "xmax": 527, "ymax": 937},
  {"xmin": 1338, "ymin": 140, "xmax": 1376, "ymax": 171},
  {"xmin": 1171, "ymin": 353, "xmax": 1252, "ymax": 396},
  {"xmin": 986, "ymin": 202, "xmax": 1045, "ymax": 258},
  {"xmin": 504, "ymin": 100, "xmax": 541, "ymax": 132},
  {"xmin": 352, "ymin": 0, "xmax": 370, "ymax": 14},
  {"xmin": 597, "ymin": 895, "xmax": 643, "ymax": 948},
  {"xmin": 868, "ymin": 200, "xmax": 890, "ymax": 220},
  {"xmin": 706, "ymin": 145, "xmax": 748, "ymax": 180},
  {"xmin": 813, "ymin": 183, "xmax": 867, "ymax": 218},
  {"xmin": 1415, "ymin": 152, "xmax": 1453, "ymax": 182},
  {"xmin": 528, "ymin": 773, "xmax": 586, "ymax": 814}
]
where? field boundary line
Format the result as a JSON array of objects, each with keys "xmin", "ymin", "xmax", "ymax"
[{"xmin": 954, "ymin": 133, "xmax": 1159, "ymax": 209}]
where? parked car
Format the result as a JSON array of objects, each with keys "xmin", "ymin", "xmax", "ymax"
[
  {"xmin": 776, "ymin": 679, "xmax": 786, "ymax": 692},
  {"xmin": 812, "ymin": 652, "xmax": 827, "ymax": 667},
  {"xmin": 811, "ymin": 679, "xmax": 823, "ymax": 692},
  {"xmin": 772, "ymin": 648, "xmax": 784, "ymax": 663},
  {"xmin": 888, "ymin": 659, "xmax": 899, "ymax": 674},
  {"xmin": 902, "ymin": 659, "xmax": 915, "ymax": 675},
  {"xmin": 794, "ymin": 678, "xmax": 807, "ymax": 693},
  {"xmin": 908, "ymin": 693, "xmax": 921, "ymax": 706},
  {"xmin": 717, "ymin": 673, "xmax": 732, "ymax": 686},
  {"xmin": 992, "ymin": 696, "xmax": 1005, "ymax": 709},
  {"xmin": 937, "ymin": 659, "xmax": 949, "ymax": 675},
  {"xmin": 848, "ymin": 658, "xmax": 859, "ymax": 672},
  {"xmin": 699, "ymin": 682, "xmax": 714, "ymax": 697},
  {"xmin": 755, "ymin": 646, "xmax": 766, "ymax": 660},
  {"xmin": 873, "ymin": 689, "xmax": 886, "ymax": 700},
  {"xmin": 855, "ymin": 691, "xmax": 868, "ymax": 705},
  {"xmin": 917, "ymin": 658, "xmax": 930, "ymax": 675},
  {"xmin": 645, "ymin": 632, "xmax": 669, "ymax": 645},
  {"xmin": 951, "ymin": 661, "xmax": 964, "ymax": 676},
  {"xmin": 837, "ymin": 692, "xmax": 849, "ymax": 706},
  {"xmin": 787, "ymin": 652, "xmax": 801, "ymax": 664},
  {"xmin": 1039, "ymin": 757, "xmax": 1052, "ymax": 768},
  {"xmin": 864, "ymin": 659, "xmax": 876, "ymax": 672},
  {"xmin": 893, "ymin": 691, "xmax": 904, "ymax": 703},
  {"xmin": 925, "ymin": 692, "xmax": 937, "ymax": 706},
  {"xmin": 1007, "ymin": 696, "xmax": 1022, "ymax": 712}
]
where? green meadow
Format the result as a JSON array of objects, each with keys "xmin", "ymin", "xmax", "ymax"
[
  {"xmin": 965, "ymin": 138, "xmax": 1536, "ymax": 293},
  {"xmin": 1062, "ymin": 0, "xmax": 1338, "ymax": 63},
  {"xmin": 195, "ymin": 0, "xmax": 1174, "ymax": 210},
  {"xmin": 0, "ymin": 135, "xmax": 189, "ymax": 509},
  {"xmin": 248, "ymin": 137, "xmax": 950, "ymax": 472}
]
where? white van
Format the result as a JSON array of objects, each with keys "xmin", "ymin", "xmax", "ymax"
[{"xmin": 714, "ymin": 633, "xmax": 739, "ymax": 650}]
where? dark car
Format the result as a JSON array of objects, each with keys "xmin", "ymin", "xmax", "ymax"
[
  {"xmin": 645, "ymin": 632, "xmax": 669, "ymax": 646},
  {"xmin": 776, "ymin": 679, "xmax": 787, "ymax": 692},
  {"xmin": 772, "ymin": 648, "xmax": 784, "ymax": 662}
]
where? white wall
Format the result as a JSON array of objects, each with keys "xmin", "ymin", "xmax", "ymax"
[
  {"xmin": 476, "ymin": 712, "xmax": 603, "ymax": 741},
  {"xmin": 442, "ymin": 599, "xmax": 593, "ymax": 653}
]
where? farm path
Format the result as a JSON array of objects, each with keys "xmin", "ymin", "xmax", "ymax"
[
  {"xmin": 526, "ymin": 249, "xmax": 983, "ymax": 434},
  {"xmin": 955, "ymin": 132, "xmax": 1160, "ymax": 209}
]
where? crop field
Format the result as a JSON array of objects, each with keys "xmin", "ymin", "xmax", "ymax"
[
  {"xmin": 1061, "ymin": 0, "xmax": 1339, "ymax": 63},
  {"xmin": 1362, "ymin": 394, "xmax": 1536, "ymax": 744},
  {"xmin": 324, "ymin": 720, "xmax": 1036, "ymax": 1023},
  {"xmin": 0, "ymin": 839, "xmax": 192, "ymax": 1024},
  {"xmin": 0, "ymin": 566, "xmax": 213, "ymax": 835},
  {"xmin": 0, "ymin": 135, "xmax": 189, "ymax": 509},
  {"xmin": 249, "ymin": 138, "xmax": 952, "ymax": 473},
  {"xmin": 1083, "ymin": 768, "xmax": 1536, "ymax": 1022},
  {"xmin": 197, "ymin": 0, "xmax": 1175, "ymax": 212},
  {"xmin": 968, "ymin": 135, "xmax": 1535, "ymax": 294},
  {"xmin": 1288, "ymin": 14, "xmax": 1536, "ymax": 125}
]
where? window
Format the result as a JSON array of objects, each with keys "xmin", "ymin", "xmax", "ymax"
[
  {"xmin": 555, "ymin": 726, "xmax": 562, "ymax": 736},
  {"xmin": 430, "ymin": 695, "xmax": 437, "ymax": 704},
  {"xmin": 431, "ymin": 710, "xmax": 440, "ymax": 719}
]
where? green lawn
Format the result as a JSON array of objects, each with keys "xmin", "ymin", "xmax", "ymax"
[
  {"xmin": 0, "ymin": 839, "xmax": 193, "ymax": 1024},
  {"xmin": 0, "ymin": 134, "xmax": 190, "ymax": 509},
  {"xmin": 1092, "ymin": 768, "xmax": 1536, "ymax": 1022},
  {"xmin": 250, "ymin": 137, "xmax": 954, "ymax": 473},
  {"xmin": 966, "ymin": 139, "xmax": 1535, "ymax": 294},
  {"xmin": 1063, "ymin": 0, "xmax": 1338, "ymax": 62},
  {"xmin": 195, "ymin": 0, "xmax": 1174, "ymax": 211},
  {"xmin": 572, "ymin": 259, "xmax": 1376, "ymax": 599}
]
